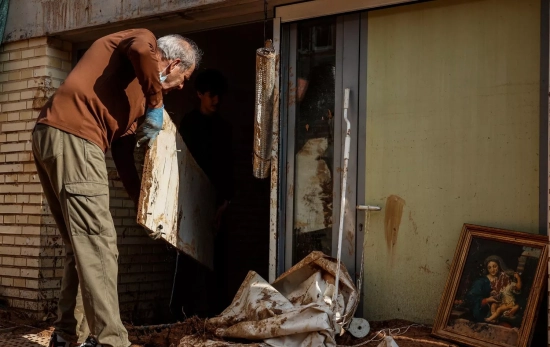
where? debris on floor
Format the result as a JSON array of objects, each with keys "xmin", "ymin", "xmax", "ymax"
[
  {"xmin": 0, "ymin": 322, "xmax": 53, "ymax": 347},
  {"xmin": 0, "ymin": 252, "xmax": 457, "ymax": 347},
  {"xmin": 0, "ymin": 319, "xmax": 457, "ymax": 347},
  {"xmin": 119, "ymin": 251, "xmax": 457, "ymax": 347},
  {"xmin": 125, "ymin": 317, "xmax": 219, "ymax": 346},
  {"xmin": 199, "ymin": 251, "xmax": 358, "ymax": 347},
  {"xmin": 334, "ymin": 320, "xmax": 458, "ymax": 347},
  {"xmin": 376, "ymin": 336, "xmax": 399, "ymax": 347}
]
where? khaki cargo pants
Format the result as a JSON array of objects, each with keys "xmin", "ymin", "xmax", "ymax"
[{"xmin": 32, "ymin": 124, "xmax": 130, "ymax": 347}]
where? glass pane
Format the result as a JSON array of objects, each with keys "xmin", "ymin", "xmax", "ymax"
[{"xmin": 292, "ymin": 17, "xmax": 336, "ymax": 264}]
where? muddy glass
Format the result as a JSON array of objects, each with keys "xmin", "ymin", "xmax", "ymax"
[{"xmin": 292, "ymin": 17, "xmax": 336, "ymax": 264}]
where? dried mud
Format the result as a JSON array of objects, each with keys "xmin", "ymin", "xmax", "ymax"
[
  {"xmin": 126, "ymin": 318, "xmax": 456, "ymax": 347},
  {"xmin": 335, "ymin": 319, "xmax": 457, "ymax": 347},
  {"xmin": 1, "ymin": 307, "xmax": 455, "ymax": 347},
  {"xmin": 126, "ymin": 316, "xmax": 224, "ymax": 347}
]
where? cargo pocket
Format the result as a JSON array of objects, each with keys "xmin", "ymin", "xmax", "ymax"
[{"xmin": 65, "ymin": 182, "xmax": 114, "ymax": 237}]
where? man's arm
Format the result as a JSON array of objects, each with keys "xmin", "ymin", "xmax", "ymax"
[
  {"xmin": 118, "ymin": 29, "xmax": 163, "ymax": 109},
  {"xmin": 112, "ymin": 124, "xmax": 141, "ymax": 208}
]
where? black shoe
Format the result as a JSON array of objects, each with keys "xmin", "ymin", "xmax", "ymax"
[
  {"xmin": 78, "ymin": 337, "xmax": 99, "ymax": 347},
  {"xmin": 48, "ymin": 333, "xmax": 69, "ymax": 347}
]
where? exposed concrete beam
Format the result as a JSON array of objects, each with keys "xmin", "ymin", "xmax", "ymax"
[
  {"xmin": 5, "ymin": 0, "xmax": 304, "ymax": 44},
  {"xmin": 4, "ymin": 0, "xmax": 226, "ymax": 42}
]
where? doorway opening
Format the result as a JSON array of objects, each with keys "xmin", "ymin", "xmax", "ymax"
[{"xmin": 164, "ymin": 21, "xmax": 273, "ymax": 318}]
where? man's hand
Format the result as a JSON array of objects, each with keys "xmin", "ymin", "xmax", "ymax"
[{"xmin": 136, "ymin": 106, "xmax": 164, "ymax": 148}]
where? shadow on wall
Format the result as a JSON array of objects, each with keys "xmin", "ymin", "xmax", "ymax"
[{"xmin": 0, "ymin": 288, "xmax": 8, "ymax": 308}]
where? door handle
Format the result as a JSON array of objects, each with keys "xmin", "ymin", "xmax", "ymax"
[{"xmin": 356, "ymin": 205, "xmax": 381, "ymax": 212}]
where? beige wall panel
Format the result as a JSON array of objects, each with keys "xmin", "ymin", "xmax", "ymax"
[{"xmin": 363, "ymin": 0, "xmax": 540, "ymax": 323}]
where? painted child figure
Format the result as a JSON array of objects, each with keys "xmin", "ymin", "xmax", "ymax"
[{"xmin": 485, "ymin": 272, "xmax": 522, "ymax": 322}]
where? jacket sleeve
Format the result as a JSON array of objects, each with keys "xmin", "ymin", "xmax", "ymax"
[{"xmin": 118, "ymin": 29, "xmax": 163, "ymax": 109}]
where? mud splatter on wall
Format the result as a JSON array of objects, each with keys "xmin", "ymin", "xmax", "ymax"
[{"xmin": 384, "ymin": 195, "xmax": 405, "ymax": 257}]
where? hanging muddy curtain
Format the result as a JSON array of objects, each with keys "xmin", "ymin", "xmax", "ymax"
[
  {"xmin": 0, "ymin": 0, "xmax": 10, "ymax": 44},
  {"xmin": 252, "ymin": 42, "xmax": 276, "ymax": 179},
  {"xmin": 252, "ymin": 0, "xmax": 276, "ymax": 179}
]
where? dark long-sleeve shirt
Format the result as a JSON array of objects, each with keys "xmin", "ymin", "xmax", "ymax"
[{"xmin": 179, "ymin": 110, "xmax": 234, "ymax": 205}]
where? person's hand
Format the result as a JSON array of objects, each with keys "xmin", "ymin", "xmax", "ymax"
[
  {"xmin": 214, "ymin": 200, "xmax": 229, "ymax": 231},
  {"xmin": 514, "ymin": 272, "xmax": 521, "ymax": 280},
  {"xmin": 136, "ymin": 106, "xmax": 164, "ymax": 148}
]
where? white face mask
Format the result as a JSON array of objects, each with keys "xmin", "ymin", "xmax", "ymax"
[{"xmin": 159, "ymin": 65, "xmax": 170, "ymax": 83}]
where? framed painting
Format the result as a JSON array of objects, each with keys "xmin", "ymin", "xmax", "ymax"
[{"xmin": 432, "ymin": 224, "xmax": 548, "ymax": 347}]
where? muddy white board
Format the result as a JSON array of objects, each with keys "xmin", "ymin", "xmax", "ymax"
[{"xmin": 137, "ymin": 110, "xmax": 216, "ymax": 269}]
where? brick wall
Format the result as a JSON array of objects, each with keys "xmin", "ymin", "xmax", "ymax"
[
  {"xmin": 0, "ymin": 37, "xmax": 71, "ymax": 316},
  {"xmin": 0, "ymin": 37, "xmax": 175, "ymax": 323}
]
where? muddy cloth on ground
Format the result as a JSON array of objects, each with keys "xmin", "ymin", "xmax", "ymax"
[{"xmin": 179, "ymin": 251, "xmax": 359, "ymax": 347}]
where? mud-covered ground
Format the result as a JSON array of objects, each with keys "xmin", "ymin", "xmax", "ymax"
[
  {"xmin": 125, "ymin": 318, "xmax": 457, "ymax": 347},
  {"xmin": 126, "ymin": 317, "xmax": 223, "ymax": 347},
  {"xmin": 335, "ymin": 319, "xmax": 457, "ymax": 347},
  {"xmin": 1, "ymin": 307, "xmax": 456, "ymax": 347}
]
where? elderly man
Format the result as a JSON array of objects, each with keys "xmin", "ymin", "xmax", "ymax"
[{"xmin": 34, "ymin": 29, "xmax": 201, "ymax": 347}]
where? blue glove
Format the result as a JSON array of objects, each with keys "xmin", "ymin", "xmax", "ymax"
[{"xmin": 136, "ymin": 106, "xmax": 164, "ymax": 148}]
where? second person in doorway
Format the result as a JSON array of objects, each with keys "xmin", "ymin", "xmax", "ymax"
[
  {"xmin": 171, "ymin": 69, "xmax": 234, "ymax": 318},
  {"xmin": 179, "ymin": 68, "xmax": 234, "ymax": 222}
]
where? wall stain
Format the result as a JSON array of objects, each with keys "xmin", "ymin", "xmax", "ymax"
[
  {"xmin": 32, "ymin": 77, "xmax": 55, "ymax": 110},
  {"xmin": 408, "ymin": 210, "xmax": 418, "ymax": 235},
  {"xmin": 419, "ymin": 264, "xmax": 433, "ymax": 274},
  {"xmin": 384, "ymin": 195, "xmax": 405, "ymax": 259}
]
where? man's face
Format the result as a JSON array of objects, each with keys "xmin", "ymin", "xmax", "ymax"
[
  {"xmin": 198, "ymin": 91, "xmax": 220, "ymax": 115},
  {"xmin": 161, "ymin": 62, "xmax": 195, "ymax": 94}
]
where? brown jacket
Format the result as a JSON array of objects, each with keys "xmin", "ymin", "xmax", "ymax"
[
  {"xmin": 37, "ymin": 28, "xmax": 162, "ymax": 152},
  {"xmin": 37, "ymin": 28, "xmax": 163, "ymax": 205}
]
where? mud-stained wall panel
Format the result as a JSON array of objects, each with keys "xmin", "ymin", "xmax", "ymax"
[
  {"xmin": 363, "ymin": 0, "xmax": 540, "ymax": 323},
  {"xmin": 138, "ymin": 111, "xmax": 216, "ymax": 269}
]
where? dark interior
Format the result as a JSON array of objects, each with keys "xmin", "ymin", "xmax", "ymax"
[{"xmin": 164, "ymin": 21, "xmax": 272, "ymax": 317}]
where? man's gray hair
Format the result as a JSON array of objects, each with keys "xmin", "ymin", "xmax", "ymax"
[{"xmin": 157, "ymin": 34, "xmax": 202, "ymax": 71}]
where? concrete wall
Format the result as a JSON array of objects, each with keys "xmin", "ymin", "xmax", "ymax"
[
  {"xmin": 3, "ymin": 0, "xmax": 224, "ymax": 42},
  {"xmin": 363, "ymin": 0, "xmax": 541, "ymax": 324}
]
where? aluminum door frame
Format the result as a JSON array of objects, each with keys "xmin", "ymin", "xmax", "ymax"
[{"xmin": 277, "ymin": 14, "xmax": 361, "ymax": 280}]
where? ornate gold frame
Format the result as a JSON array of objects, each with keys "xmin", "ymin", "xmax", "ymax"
[{"xmin": 432, "ymin": 224, "xmax": 548, "ymax": 347}]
